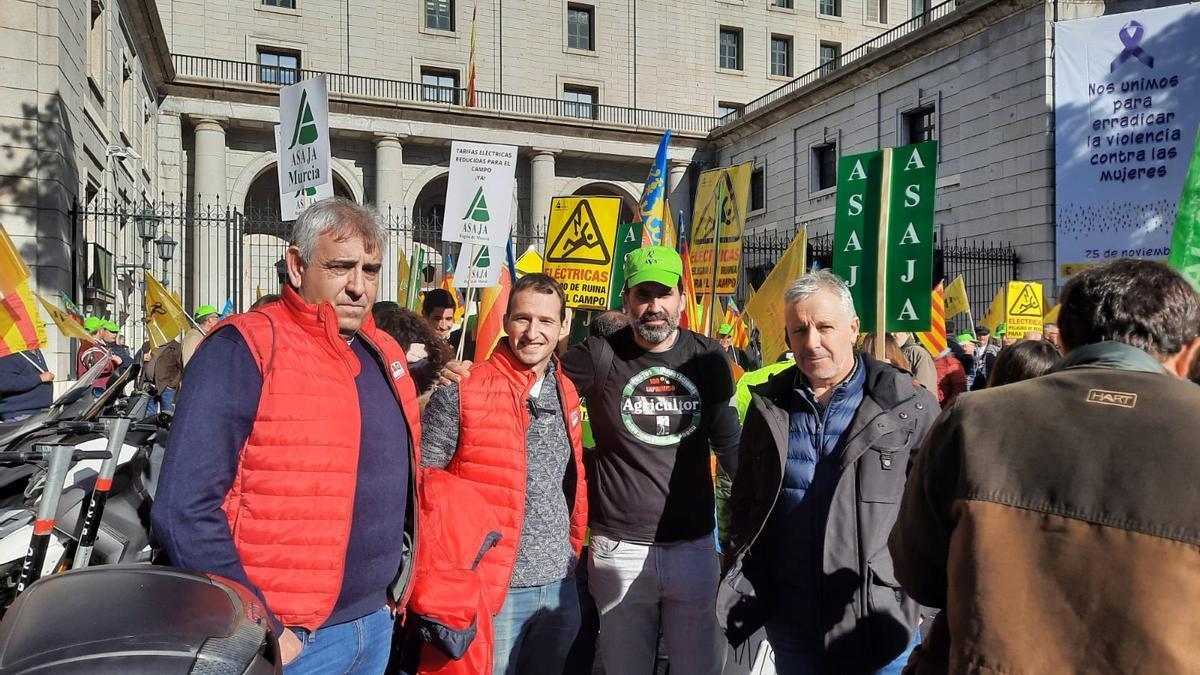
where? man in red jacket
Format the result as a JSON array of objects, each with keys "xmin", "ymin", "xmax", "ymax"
[
  {"xmin": 152, "ymin": 198, "xmax": 422, "ymax": 674},
  {"xmin": 420, "ymin": 273, "xmax": 588, "ymax": 675}
]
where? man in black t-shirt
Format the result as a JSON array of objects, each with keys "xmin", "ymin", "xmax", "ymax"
[{"xmin": 560, "ymin": 245, "xmax": 740, "ymax": 675}]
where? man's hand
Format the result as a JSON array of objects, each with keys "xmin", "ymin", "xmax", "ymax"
[
  {"xmin": 438, "ymin": 360, "xmax": 472, "ymax": 386},
  {"xmin": 39, "ymin": 371, "xmax": 55, "ymax": 383},
  {"xmin": 279, "ymin": 628, "xmax": 303, "ymax": 665},
  {"xmin": 110, "ymin": 355, "xmax": 123, "ymax": 366}
]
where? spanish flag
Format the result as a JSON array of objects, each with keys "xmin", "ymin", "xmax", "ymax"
[
  {"xmin": 0, "ymin": 281, "xmax": 47, "ymax": 357},
  {"xmin": 916, "ymin": 281, "xmax": 947, "ymax": 356},
  {"xmin": 145, "ymin": 271, "xmax": 190, "ymax": 349}
]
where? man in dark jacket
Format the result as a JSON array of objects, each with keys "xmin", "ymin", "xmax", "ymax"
[
  {"xmin": 719, "ymin": 270, "xmax": 939, "ymax": 674},
  {"xmin": 889, "ymin": 259, "xmax": 1200, "ymax": 674},
  {"xmin": 0, "ymin": 349, "xmax": 54, "ymax": 422}
]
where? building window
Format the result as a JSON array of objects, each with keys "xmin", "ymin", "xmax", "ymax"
[
  {"xmin": 819, "ymin": 0, "xmax": 841, "ymax": 17},
  {"xmin": 813, "ymin": 143, "xmax": 837, "ymax": 191},
  {"xmin": 912, "ymin": 0, "xmax": 927, "ymax": 17},
  {"xmin": 819, "ymin": 41, "xmax": 841, "ymax": 72},
  {"xmin": 750, "ymin": 165, "xmax": 766, "ymax": 212},
  {"xmin": 87, "ymin": 0, "xmax": 104, "ymax": 90},
  {"xmin": 563, "ymin": 85, "xmax": 598, "ymax": 119},
  {"xmin": 866, "ymin": 0, "xmax": 886, "ymax": 22},
  {"xmin": 262, "ymin": 0, "xmax": 295, "ymax": 8},
  {"xmin": 770, "ymin": 35, "xmax": 792, "ymax": 77},
  {"xmin": 421, "ymin": 68, "xmax": 460, "ymax": 104},
  {"xmin": 120, "ymin": 58, "xmax": 134, "ymax": 139},
  {"xmin": 717, "ymin": 101, "xmax": 743, "ymax": 118},
  {"xmin": 425, "ymin": 0, "xmax": 454, "ymax": 31},
  {"xmin": 258, "ymin": 48, "xmax": 300, "ymax": 85},
  {"xmin": 905, "ymin": 106, "xmax": 936, "ymax": 143},
  {"xmin": 567, "ymin": 4, "xmax": 594, "ymax": 51},
  {"xmin": 719, "ymin": 27, "xmax": 742, "ymax": 70},
  {"xmin": 771, "ymin": 0, "xmax": 793, "ymax": 7}
]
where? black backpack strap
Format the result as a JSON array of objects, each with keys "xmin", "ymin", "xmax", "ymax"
[{"xmin": 589, "ymin": 336, "xmax": 617, "ymax": 401}]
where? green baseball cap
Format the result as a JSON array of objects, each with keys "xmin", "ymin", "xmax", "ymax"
[
  {"xmin": 954, "ymin": 332, "xmax": 975, "ymax": 345},
  {"xmin": 104, "ymin": 321, "xmax": 120, "ymax": 333},
  {"xmin": 83, "ymin": 316, "xmax": 102, "ymax": 333},
  {"xmin": 194, "ymin": 304, "xmax": 219, "ymax": 320},
  {"xmin": 623, "ymin": 246, "xmax": 682, "ymax": 289},
  {"xmin": 719, "ymin": 323, "xmax": 733, "ymax": 336},
  {"xmin": 995, "ymin": 323, "xmax": 1007, "ymax": 336}
]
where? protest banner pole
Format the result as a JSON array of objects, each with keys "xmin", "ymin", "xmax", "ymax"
[
  {"xmin": 707, "ymin": 179, "xmax": 723, "ymax": 338},
  {"xmin": 456, "ymin": 242, "xmax": 477, "ymax": 362},
  {"xmin": 873, "ymin": 148, "xmax": 894, "ymax": 361}
]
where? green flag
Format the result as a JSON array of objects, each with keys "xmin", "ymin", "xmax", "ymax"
[{"xmin": 1168, "ymin": 127, "xmax": 1200, "ymax": 291}]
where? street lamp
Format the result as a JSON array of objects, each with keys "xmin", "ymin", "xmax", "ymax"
[
  {"xmin": 133, "ymin": 204, "xmax": 161, "ymax": 244},
  {"xmin": 156, "ymin": 232, "xmax": 176, "ymax": 264}
]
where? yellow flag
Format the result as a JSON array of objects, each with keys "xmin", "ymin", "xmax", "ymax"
[
  {"xmin": 0, "ymin": 280, "xmax": 47, "ymax": 356},
  {"xmin": 745, "ymin": 228, "xmax": 807, "ymax": 366},
  {"xmin": 515, "ymin": 248, "xmax": 544, "ymax": 277},
  {"xmin": 980, "ymin": 286, "xmax": 1005, "ymax": 334},
  {"xmin": 944, "ymin": 275, "xmax": 971, "ymax": 320},
  {"xmin": 34, "ymin": 292, "xmax": 92, "ymax": 341},
  {"xmin": 0, "ymin": 222, "xmax": 32, "ymax": 295},
  {"xmin": 1043, "ymin": 303, "xmax": 1061, "ymax": 324},
  {"xmin": 255, "ymin": 285, "xmax": 264, "ymax": 302},
  {"xmin": 397, "ymin": 248, "xmax": 411, "ymax": 306},
  {"xmin": 145, "ymin": 272, "xmax": 190, "ymax": 349}
]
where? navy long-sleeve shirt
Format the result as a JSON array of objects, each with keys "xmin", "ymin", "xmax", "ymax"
[
  {"xmin": 0, "ymin": 350, "xmax": 51, "ymax": 419},
  {"xmin": 151, "ymin": 327, "xmax": 410, "ymax": 634}
]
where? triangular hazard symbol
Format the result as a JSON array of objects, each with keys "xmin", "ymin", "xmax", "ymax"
[
  {"xmin": 463, "ymin": 187, "xmax": 491, "ymax": 222},
  {"xmin": 473, "ymin": 246, "xmax": 490, "ymax": 268},
  {"xmin": 1007, "ymin": 284, "xmax": 1041, "ymax": 317},
  {"xmin": 288, "ymin": 90, "xmax": 319, "ymax": 148},
  {"xmin": 546, "ymin": 200, "xmax": 611, "ymax": 265}
]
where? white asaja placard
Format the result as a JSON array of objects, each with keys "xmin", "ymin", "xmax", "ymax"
[
  {"xmin": 1054, "ymin": 5, "xmax": 1200, "ymax": 284},
  {"xmin": 442, "ymin": 141, "xmax": 518, "ymax": 247},
  {"xmin": 278, "ymin": 75, "xmax": 332, "ymax": 194},
  {"xmin": 275, "ymin": 125, "xmax": 333, "ymax": 221},
  {"xmin": 453, "ymin": 243, "xmax": 505, "ymax": 288}
]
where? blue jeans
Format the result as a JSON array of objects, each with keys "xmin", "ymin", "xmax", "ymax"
[
  {"xmin": 147, "ymin": 387, "xmax": 176, "ymax": 416},
  {"xmin": 764, "ymin": 621, "xmax": 920, "ymax": 675},
  {"xmin": 493, "ymin": 578, "xmax": 580, "ymax": 675},
  {"xmin": 285, "ymin": 607, "xmax": 393, "ymax": 675}
]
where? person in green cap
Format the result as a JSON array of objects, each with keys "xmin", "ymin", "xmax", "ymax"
[
  {"xmin": 717, "ymin": 323, "xmax": 754, "ymax": 371},
  {"xmin": 76, "ymin": 316, "xmax": 122, "ymax": 396},
  {"xmin": 181, "ymin": 304, "xmax": 221, "ymax": 368}
]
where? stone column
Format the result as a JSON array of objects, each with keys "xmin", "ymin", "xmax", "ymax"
[
  {"xmin": 529, "ymin": 148, "xmax": 559, "ymax": 237},
  {"xmin": 668, "ymin": 160, "xmax": 691, "ymax": 233},
  {"xmin": 191, "ymin": 117, "xmax": 228, "ymax": 308},
  {"xmin": 374, "ymin": 133, "xmax": 408, "ymax": 302}
]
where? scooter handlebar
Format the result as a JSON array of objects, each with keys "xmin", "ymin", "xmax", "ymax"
[{"xmin": 0, "ymin": 449, "xmax": 112, "ymax": 466}]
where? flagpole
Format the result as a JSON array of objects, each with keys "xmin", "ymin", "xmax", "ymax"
[
  {"xmin": 706, "ymin": 177, "xmax": 723, "ymax": 338},
  {"xmin": 456, "ymin": 243, "xmax": 477, "ymax": 362},
  {"xmin": 873, "ymin": 148, "xmax": 894, "ymax": 361}
]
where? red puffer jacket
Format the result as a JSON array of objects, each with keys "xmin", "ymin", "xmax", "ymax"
[{"xmin": 218, "ymin": 286, "xmax": 423, "ymax": 631}]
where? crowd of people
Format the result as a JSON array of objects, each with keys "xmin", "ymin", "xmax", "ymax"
[{"xmin": 8, "ymin": 195, "xmax": 1199, "ymax": 675}]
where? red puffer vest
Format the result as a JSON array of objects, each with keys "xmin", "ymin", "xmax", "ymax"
[
  {"xmin": 451, "ymin": 340, "xmax": 588, "ymax": 611},
  {"xmin": 218, "ymin": 286, "xmax": 423, "ymax": 631}
]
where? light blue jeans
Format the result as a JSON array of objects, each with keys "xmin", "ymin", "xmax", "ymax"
[
  {"xmin": 492, "ymin": 578, "xmax": 580, "ymax": 675},
  {"xmin": 588, "ymin": 534, "xmax": 724, "ymax": 675},
  {"xmin": 284, "ymin": 607, "xmax": 393, "ymax": 675}
]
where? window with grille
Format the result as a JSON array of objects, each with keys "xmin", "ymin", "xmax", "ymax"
[
  {"xmin": 813, "ymin": 143, "xmax": 838, "ymax": 191},
  {"xmin": 421, "ymin": 68, "xmax": 460, "ymax": 104},
  {"xmin": 719, "ymin": 27, "xmax": 742, "ymax": 70},
  {"xmin": 905, "ymin": 106, "xmax": 936, "ymax": 143},
  {"xmin": 770, "ymin": 35, "xmax": 792, "ymax": 77},
  {"xmin": 425, "ymin": 0, "xmax": 454, "ymax": 31},
  {"xmin": 563, "ymin": 85, "xmax": 598, "ymax": 119},
  {"xmin": 258, "ymin": 48, "xmax": 300, "ymax": 85},
  {"xmin": 567, "ymin": 5, "xmax": 594, "ymax": 50},
  {"xmin": 819, "ymin": 0, "xmax": 841, "ymax": 17},
  {"xmin": 819, "ymin": 41, "xmax": 841, "ymax": 71}
]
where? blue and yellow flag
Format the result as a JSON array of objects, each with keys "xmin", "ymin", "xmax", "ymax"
[{"xmin": 638, "ymin": 130, "xmax": 673, "ymax": 247}]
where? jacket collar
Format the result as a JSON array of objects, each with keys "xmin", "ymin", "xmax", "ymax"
[
  {"xmin": 276, "ymin": 285, "xmax": 376, "ymax": 373},
  {"xmin": 1055, "ymin": 340, "xmax": 1167, "ymax": 375},
  {"xmin": 761, "ymin": 352, "xmax": 912, "ymax": 411}
]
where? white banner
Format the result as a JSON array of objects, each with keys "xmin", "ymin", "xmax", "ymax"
[
  {"xmin": 453, "ymin": 243, "xmax": 504, "ymax": 288},
  {"xmin": 442, "ymin": 141, "xmax": 518, "ymax": 246},
  {"xmin": 1054, "ymin": 5, "xmax": 1200, "ymax": 283},
  {"xmin": 275, "ymin": 125, "xmax": 333, "ymax": 221},
  {"xmin": 278, "ymin": 74, "xmax": 332, "ymax": 194}
]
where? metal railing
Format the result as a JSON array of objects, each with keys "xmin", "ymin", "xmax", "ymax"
[
  {"xmin": 172, "ymin": 54, "xmax": 722, "ymax": 134},
  {"xmin": 719, "ymin": 0, "xmax": 959, "ymax": 125}
]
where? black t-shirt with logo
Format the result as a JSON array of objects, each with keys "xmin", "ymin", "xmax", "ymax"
[{"xmin": 562, "ymin": 327, "xmax": 740, "ymax": 543}]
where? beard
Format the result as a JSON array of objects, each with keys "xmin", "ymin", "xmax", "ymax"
[{"xmin": 634, "ymin": 308, "xmax": 680, "ymax": 345}]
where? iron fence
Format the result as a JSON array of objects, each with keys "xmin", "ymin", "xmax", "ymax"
[
  {"xmin": 72, "ymin": 195, "xmax": 546, "ymax": 349},
  {"xmin": 741, "ymin": 229, "xmax": 1018, "ymax": 335},
  {"xmin": 172, "ymin": 54, "xmax": 722, "ymax": 134}
]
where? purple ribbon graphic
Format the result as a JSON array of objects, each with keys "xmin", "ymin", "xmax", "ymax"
[{"xmin": 1110, "ymin": 20, "xmax": 1154, "ymax": 73}]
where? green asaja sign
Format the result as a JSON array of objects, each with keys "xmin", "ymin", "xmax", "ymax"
[{"xmin": 833, "ymin": 141, "xmax": 938, "ymax": 332}]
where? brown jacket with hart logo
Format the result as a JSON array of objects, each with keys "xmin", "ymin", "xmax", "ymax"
[{"xmin": 889, "ymin": 363, "xmax": 1200, "ymax": 674}]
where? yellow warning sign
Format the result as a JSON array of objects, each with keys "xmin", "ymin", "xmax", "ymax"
[
  {"xmin": 1004, "ymin": 280, "xmax": 1044, "ymax": 339},
  {"xmin": 543, "ymin": 196, "xmax": 622, "ymax": 311},
  {"xmin": 690, "ymin": 163, "xmax": 752, "ymax": 296}
]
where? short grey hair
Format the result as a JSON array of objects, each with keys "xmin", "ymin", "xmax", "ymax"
[
  {"xmin": 784, "ymin": 270, "xmax": 858, "ymax": 321},
  {"xmin": 290, "ymin": 197, "xmax": 387, "ymax": 262}
]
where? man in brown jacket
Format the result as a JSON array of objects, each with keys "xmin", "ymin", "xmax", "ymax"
[{"xmin": 889, "ymin": 259, "xmax": 1200, "ymax": 674}]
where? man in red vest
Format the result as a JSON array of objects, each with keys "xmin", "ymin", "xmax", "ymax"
[
  {"xmin": 152, "ymin": 197, "xmax": 423, "ymax": 674},
  {"xmin": 420, "ymin": 273, "xmax": 588, "ymax": 675}
]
